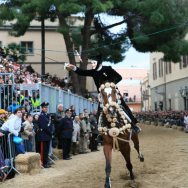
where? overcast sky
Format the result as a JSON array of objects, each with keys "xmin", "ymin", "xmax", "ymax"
[
  {"xmin": 103, "ymin": 47, "xmax": 150, "ymax": 69},
  {"xmin": 100, "ymin": 14, "xmax": 150, "ymax": 70}
]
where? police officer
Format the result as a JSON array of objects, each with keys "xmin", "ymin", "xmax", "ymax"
[
  {"xmin": 59, "ymin": 109, "xmax": 73, "ymax": 160},
  {"xmin": 36, "ymin": 102, "xmax": 52, "ymax": 168}
]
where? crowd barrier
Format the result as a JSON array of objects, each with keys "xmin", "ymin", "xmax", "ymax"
[
  {"xmin": 0, "ymin": 73, "xmax": 98, "ymax": 114},
  {"xmin": 0, "ymin": 133, "xmax": 20, "ymax": 181}
]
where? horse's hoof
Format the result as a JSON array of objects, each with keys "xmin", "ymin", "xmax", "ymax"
[
  {"xmin": 104, "ymin": 184, "xmax": 111, "ymax": 188},
  {"xmin": 139, "ymin": 154, "xmax": 144, "ymax": 162},
  {"xmin": 104, "ymin": 177, "xmax": 111, "ymax": 188}
]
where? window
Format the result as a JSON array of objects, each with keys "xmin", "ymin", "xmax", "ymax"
[
  {"xmin": 165, "ymin": 61, "xmax": 172, "ymax": 75},
  {"xmin": 158, "ymin": 58, "xmax": 163, "ymax": 77},
  {"xmin": 182, "ymin": 55, "xmax": 188, "ymax": 68},
  {"xmin": 153, "ymin": 62, "xmax": 157, "ymax": 80},
  {"xmin": 20, "ymin": 41, "xmax": 33, "ymax": 54},
  {"xmin": 180, "ymin": 56, "xmax": 188, "ymax": 69}
]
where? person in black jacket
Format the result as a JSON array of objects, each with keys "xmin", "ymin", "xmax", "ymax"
[
  {"xmin": 36, "ymin": 102, "xmax": 52, "ymax": 168},
  {"xmin": 66, "ymin": 61, "xmax": 141, "ymax": 133},
  {"xmin": 60, "ymin": 109, "xmax": 73, "ymax": 160}
]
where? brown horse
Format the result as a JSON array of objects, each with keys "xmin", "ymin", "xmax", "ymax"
[{"xmin": 98, "ymin": 82, "xmax": 144, "ymax": 188}]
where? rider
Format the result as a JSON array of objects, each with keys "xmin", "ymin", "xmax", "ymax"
[{"xmin": 66, "ymin": 59, "xmax": 141, "ymax": 134}]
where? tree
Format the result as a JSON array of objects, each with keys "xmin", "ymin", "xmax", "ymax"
[
  {"xmin": 1, "ymin": 0, "xmax": 188, "ymax": 94},
  {"xmin": 0, "ymin": 0, "xmax": 56, "ymax": 76}
]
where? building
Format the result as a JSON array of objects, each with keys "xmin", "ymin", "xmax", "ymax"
[
  {"xmin": 0, "ymin": 18, "xmax": 150, "ymax": 105},
  {"xmin": 0, "ymin": 18, "xmax": 84, "ymax": 78},
  {"xmin": 149, "ymin": 50, "xmax": 188, "ymax": 111},
  {"xmin": 116, "ymin": 68, "xmax": 148, "ymax": 112},
  {"xmin": 140, "ymin": 74, "xmax": 151, "ymax": 111}
]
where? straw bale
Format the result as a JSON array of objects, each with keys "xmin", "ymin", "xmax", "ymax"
[
  {"xmin": 171, "ymin": 125, "xmax": 177, "ymax": 129},
  {"xmin": 177, "ymin": 126, "xmax": 184, "ymax": 131},
  {"xmin": 145, "ymin": 121, "xmax": 150, "ymax": 125},
  {"xmin": 164, "ymin": 124, "xmax": 170, "ymax": 128},
  {"xmin": 158, "ymin": 122, "xmax": 164, "ymax": 126},
  {"xmin": 15, "ymin": 152, "xmax": 40, "ymax": 164},
  {"xmin": 15, "ymin": 152, "xmax": 41, "ymax": 174}
]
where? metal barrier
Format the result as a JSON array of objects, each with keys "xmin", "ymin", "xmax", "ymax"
[
  {"xmin": 39, "ymin": 84, "xmax": 98, "ymax": 114},
  {"xmin": 0, "ymin": 133, "xmax": 21, "ymax": 181},
  {"xmin": 0, "ymin": 73, "xmax": 98, "ymax": 114}
]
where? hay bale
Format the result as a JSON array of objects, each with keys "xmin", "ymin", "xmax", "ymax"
[
  {"xmin": 53, "ymin": 148, "xmax": 63, "ymax": 159},
  {"xmin": 164, "ymin": 124, "xmax": 170, "ymax": 128},
  {"xmin": 15, "ymin": 152, "xmax": 41, "ymax": 174},
  {"xmin": 145, "ymin": 121, "xmax": 150, "ymax": 125},
  {"xmin": 154, "ymin": 122, "xmax": 158, "ymax": 126},
  {"xmin": 172, "ymin": 125, "xmax": 177, "ymax": 129},
  {"xmin": 158, "ymin": 122, "xmax": 164, "ymax": 126}
]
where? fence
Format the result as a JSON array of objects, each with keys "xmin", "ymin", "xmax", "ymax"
[
  {"xmin": 0, "ymin": 133, "xmax": 20, "ymax": 181},
  {"xmin": 0, "ymin": 73, "xmax": 98, "ymax": 114}
]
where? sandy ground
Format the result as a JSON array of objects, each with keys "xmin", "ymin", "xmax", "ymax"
[{"xmin": 1, "ymin": 124, "xmax": 188, "ymax": 188}]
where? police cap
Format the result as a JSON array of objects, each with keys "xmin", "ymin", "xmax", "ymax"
[{"xmin": 40, "ymin": 102, "xmax": 49, "ymax": 108}]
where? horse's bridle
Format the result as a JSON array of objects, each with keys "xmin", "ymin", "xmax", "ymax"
[{"xmin": 98, "ymin": 82, "xmax": 133, "ymax": 149}]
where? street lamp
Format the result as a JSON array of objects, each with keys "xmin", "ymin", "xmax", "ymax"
[{"xmin": 179, "ymin": 86, "xmax": 188, "ymax": 110}]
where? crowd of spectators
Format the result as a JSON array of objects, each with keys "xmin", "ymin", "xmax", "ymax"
[
  {"xmin": 0, "ymin": 46, "xmax": 100, "ymax": 181},
  {"xmin": 0, "ymin": 103, "xmax": 99, "ymax": 181},
  {"xmin": 135, "ymin": 110, "xmax": 188, "ymax": 128}
]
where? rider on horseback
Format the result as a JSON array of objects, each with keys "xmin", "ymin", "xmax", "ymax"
[{"xmin": 66, "ymin": 60, "xmax": 141, "ymax": 134}]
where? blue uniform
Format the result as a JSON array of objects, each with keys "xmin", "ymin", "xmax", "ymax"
[
  {"xmin": 60, "ymin": 116, "xmax": 73, "ymax": 159},
  {"xmin": 37, "ymin": 112, "xmax": 52, "ymax": 141},
  {"xmin": 36, "ymin": 111, "xmax": 52, "ymax": 167},
  {"xmin": 60, "ymin": 116, "xmax": 73, "ymax": 139}
]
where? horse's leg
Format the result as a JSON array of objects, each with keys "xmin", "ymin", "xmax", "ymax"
[
  {"xmin": 119, "ymin": 141, "xmax": 134, "ymax": 180},
  {"xmin": 131, "ymin": 133, "xmax": 144, "ymax": 162},
  {"xmin": 103, "ymin": 143, "xmax": 112, "ymax": 188}
]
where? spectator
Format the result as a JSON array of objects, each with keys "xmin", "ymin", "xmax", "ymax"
[
  {"xmin": 59, "ymin": 109, "xmax": 73, "ymax": 160},
  {"xmin": 0, "ymin": 109, "xmax": 6, "ymax": 127},
  {"xmin": 7, "ymin": 98, "xmax": 20, "ymax": 113},
  {"xmin": 30, "ymin": 92, "xmax": 40, "ymax": 112},
  {"xmin": 0, "ymin": 108, "xmax": 22, "ymax": 136},
  {"xmin": 33, "ymin": 113, "xmax": 40, "ymax": 152},
  {"xmin": 89, "ymin": 111, "xmax": 99, "ymax": 152},
  {"xmin": 22, "ymin": 99, "xmax": 31, "ymax": 113},
  {"xmin": 79, "ymin": 112, "xmax": 90, "ymax": 154},
  {"xmin": 184, "ymin": 111, "xmax": 188, "ymax": 133},
  {"xmin": 72, "ymin": 116, "xmax": 80, "ymax": 155},
  {"xmin": 54, "ymin": 104, "xmax": 64, "ymax": 149},
  {"xmin": 70, "ymin": 105, "xmax": 76, "ymax": 120},
  {"xmin": 21, "ymin": 114, "xmax": 35, "ymax": 152}
]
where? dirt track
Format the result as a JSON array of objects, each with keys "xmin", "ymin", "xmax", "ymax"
[{"xmin": 1, "ymin": 124, "xmax": 188, "ymax": 188}]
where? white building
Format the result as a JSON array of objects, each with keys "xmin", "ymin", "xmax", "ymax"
[{"xmin": 149, "ymin": 50, "xmax": 188, "ymax": 111}]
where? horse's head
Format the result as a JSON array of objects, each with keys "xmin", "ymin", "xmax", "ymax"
[
  {"xmin": 99, "ymin": 82, "xmax": 118, "ymax": 115},
  {"xmin": 98, "ymin": 82, "xmax": 131, "ymax": 132},
  {"xmin": 99, "ymin": 82, "xmax": 122, "ymax": 125}
]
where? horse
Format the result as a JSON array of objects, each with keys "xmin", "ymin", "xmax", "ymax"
[{"xmin": 98, "ymin": 82, "xmax": 144, "ymax": 188}]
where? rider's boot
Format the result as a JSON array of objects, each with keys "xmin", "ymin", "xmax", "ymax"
[
  {"xmin": 96, "ymin": 134, "xmax": 103, "ymax": 144},
  {"xmin": 131, "ymin": 123, "xmax": 141, "ymax": 134}
]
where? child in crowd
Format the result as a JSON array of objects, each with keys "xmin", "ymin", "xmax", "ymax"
[{"xmin": 21, "ymin": 114, "xmax": 35, "ymax": 152}]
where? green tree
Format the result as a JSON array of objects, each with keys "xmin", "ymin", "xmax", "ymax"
[
  {"xmin": 0, "ymin": 0, "xmax": 55, "ymax": 76},
  {"xmin": 1, "ymin": 0, "xmax": 188, "ymax": 94}
]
